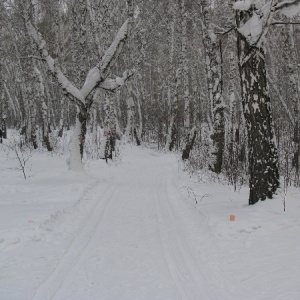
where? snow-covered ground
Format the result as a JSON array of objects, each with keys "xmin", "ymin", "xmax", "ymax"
[{"xmin": 0, "ymin": 139, "xmax": 300, "ymax": 300}]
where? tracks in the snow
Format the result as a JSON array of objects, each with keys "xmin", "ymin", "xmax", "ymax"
[
  {"xmin": 155, "ymin": 167, "xmax": 216, "ymax": 300},
  {"xmin": 31, "ymin": 181, "xmax": 116, "ymax": 300},
  {"xmin": 31, "ymin": 151, "xmax": 216, "ymax": 300}
]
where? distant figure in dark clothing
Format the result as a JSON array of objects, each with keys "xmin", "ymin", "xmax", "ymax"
[{"xmin": 0, "ymin": 129, "xmax": 2, "ymax": 143}]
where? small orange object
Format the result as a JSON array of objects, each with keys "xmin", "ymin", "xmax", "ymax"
[{"xmin": 230, "ymin": 215, "xmax": 235, "ymax": 222}]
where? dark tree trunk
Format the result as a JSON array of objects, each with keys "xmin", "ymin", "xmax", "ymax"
[
  {"xmin": 182, "ymin": 129, "xmax": 197, "ymax": 160},
  {"xmin": 209, "ymin": 107, "xmax": 225, "ymax": 173},
  {"xmin": 78, "ymin": 109, "xmax": 87, "ymax": 160},
  {"xmin": 169, "ymin": 121, "xmax": 177, "ymax": 151},
  {"xmin": 1, "ymin": 123, "xmax": 7, "ymax": 139},
  {"xmin": 42, "ymin": 125, "xmax": 53, "ymax": 152},
  {"xmin": 133, "ymin": 128, "xmax": 141, "ymax": 146},
  {"xmin": 236, "ymin": 17, "xmax": 279, "ymax": 205}
]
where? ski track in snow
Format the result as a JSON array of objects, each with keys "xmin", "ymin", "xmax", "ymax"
[
  {"xmin": 30, "ymin": 148, "xmax": 215, "ymax": 299},
  {"xmin": 2, "ymin": 145, "xmax": 300, "ymax": 299},
  {"xmin": 154, "ymin": 163, "xmax": 216, "ymax": 299},
  {"xmin": 31, "ymin": 181, "xmax": 117, "ymax": 300}
]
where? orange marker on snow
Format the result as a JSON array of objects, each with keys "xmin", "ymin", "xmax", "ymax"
[{"xmin": 230, "ymin": 215, "xmax": 235, "ymax": 222}]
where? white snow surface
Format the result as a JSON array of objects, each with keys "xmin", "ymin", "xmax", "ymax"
[
  {"xmin": 233, "ymin": 0, "xmax": 269, "ymax": 10},
  {"xmin": 233, "ymin": 0, "xmax": 252, "ymax": 10},
  {"xmin": 1, "ymin": 140, "xmax": 300, "ymax": 299},
  {"xmin": 279, "ymin": 2, "xmax": 300, "ymax": 17},
  {"xmin": 237, "ymin": 1, "xmax": 272, "ymax": 46}
]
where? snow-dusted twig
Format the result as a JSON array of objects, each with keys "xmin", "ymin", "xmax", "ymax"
[
  {"xmin": 267, "ymin": 74, "xmax": 295, "ymax": 126},
  {"xmin": 273, "ymin": 0, "xmax": 300, "ymax": 11},
  {"xmin": 4, "ymin": 137, "xmax": 33, "ymax": 180},
  {"xmin": 99, "ymin": 69, "xmax": 135, "ymax": 92}
]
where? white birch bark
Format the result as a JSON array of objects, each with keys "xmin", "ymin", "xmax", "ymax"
[
  {"xmin": 69, "ymin": 113, "xmax": 84, "ymax": 171},
  {"xmin": 34, "ymin": 64, "xmax": 52, "ymax": 151},
  {"xmin": 25, "ymin": 0, "xmax": 134, "ymax": 170},
  {"xmin": 125, "ymin": 95, "xmax": 136, "ymax": 143},
  {"xmin": 284, "ymin": 24, "xmax": 300, "ymax": 178},
  {"xmin": 200, "ymin": 0, "xmax": 225, "ymax": 171},
  {"xmin": 181, "ymin": 0, "xmax": 190, "ymax": 131},
  {"xmin": 165, "ymin": 2, "xmax": 178, "ymax": 151}
]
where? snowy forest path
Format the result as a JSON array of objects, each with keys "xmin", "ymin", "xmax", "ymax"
[{"xmin": 31, "ymin": 146, "xmax": 216, "ymax": 300}]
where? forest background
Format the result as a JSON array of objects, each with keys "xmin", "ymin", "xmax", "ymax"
[{"xmin": 0, "ymin": 0, "xmax": 300, "ymax": 205}]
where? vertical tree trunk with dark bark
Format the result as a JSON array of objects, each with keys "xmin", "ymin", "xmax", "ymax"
[
  {"xmin": 236, "ymin": 12, "xmax": 279, "ymax": 205},
  {"xmin": 78, "ymin": 108, "xmax": 88, "ymax": 160},
  {"xmin": 0, "ymin": 42, "xmax": 7, "ymax": 139}
]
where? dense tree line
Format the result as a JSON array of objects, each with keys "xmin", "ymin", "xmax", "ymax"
[{"xmin": 0, "ymin": 0, "xmax": 300, "ymax": 204}]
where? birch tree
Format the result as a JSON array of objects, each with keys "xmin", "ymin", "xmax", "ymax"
[
  {"xmin": 165, "ymin": 3, "xmax": 178, "ymax": 151},
  {"xmin": 283, "ymin": 23, "xmax": 300, "ymax": 182},
  {"xmin": 199, "ymin": 0, "xmax": 225, "ymax": 173},
  {"xmin": 181, "ymin": 0, "xmax": 197, "ymax": 160},
  {"xmin": 24, "ymin": 0, "xmax": 134, "ymax": 170},
  {"xmin": 233, "ymin": 0, "xmax": 300, "ymax": 204},
  {"xmin": 0, "ymin": 28, "xmax": 5, "ymax": 139}
]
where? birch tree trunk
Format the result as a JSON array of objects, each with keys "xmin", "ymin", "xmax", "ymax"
[
  {"xmin": 201, "ymin": 0, "xmax": 225, "ymax": 172},
  {"xmin": 181, "ymin": 0, "xmax": 189, "ymax": 133},
  {"xmin": 56, "ymin": 0, "xmax": 66, "ymax": 138},
  {"xmin": 101, "ymin": 93, "xmax": 116, "ymax": 160},
  {"xmin": 227, "ymin": 27, "xmax": 240, "ymax": 187},
  {"xmin": 181, "ymin": 0, "xmax": 197, "ymax": 160},
  {"xmin": 165, "ymin": 2, "xmax": 178, "ymax": 152},
  {"xmin": 23, "ymin": 27, "xmax": 38, "ymax": 149},
  {"xmin": 25, "ymin": 0, "xmax": 134, "ymax": 169},
  {"xmin": 236, "ymin": 9, "xmax": 279, "ymax": 205},
  {"xmin": 125, "ymin": 90, "xmax": 139, "ymax": 145},
  {"xmin": 34, "ymin": 65, "xmax": 53, "ymax": 151},
  {"xmin": 69, "ymin": 111, "xmax": 84, "ymax": 171},
  {"xmin": 0, "ymin": 34, "xmax": 7, "ymax": 140},
  {"xmin": 131, "ymin": 90, "xmax": 142, "ymax": 145},
  {"xmin": 284, "ymin": 24, "xmax": 300, "ymax": 182}
]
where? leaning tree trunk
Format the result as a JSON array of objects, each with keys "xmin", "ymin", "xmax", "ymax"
[{"xmin": 236, "ymin": 19, "xmax": 279, "ymax": 205}]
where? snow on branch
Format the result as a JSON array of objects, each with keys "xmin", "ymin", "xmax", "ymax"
[
  {"xmin": 25, "ymin": 19, "xmax": 84, "ymax": 104},
  {"xmin": 99, "ymin": 69, "xmax": 135, "ymax": 91},
  {"xmin": 78, "ymin": 18, "xmax": 132, "ymax": 98},
  {"xmin": 237, "ymin": 2, "xmax": 272, "ymax": 46},
  {"xmin": 273, "ymin": 0, "xmax": 300, "ymax": 10},
  {"xmin": 233, "ymin": 0, "xmax": 251, "ymax": 11},
  {"xmin": 25, "ymin": 3, "xmax": 133, "ymax": 106},
  {"xmin": 98, "ymin": 19, "xmax": 130, "ymax": 79},
  {"xmin": 80, "ymin": 67, "xmax": 101, "ymax": 99},
  {"xmin": 273, "ymin": 0, "xmax": 300, "ymax": 17},
  {"xmin": 234, "ymin": 0, "xmax": 300, "ymax": 46}
]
